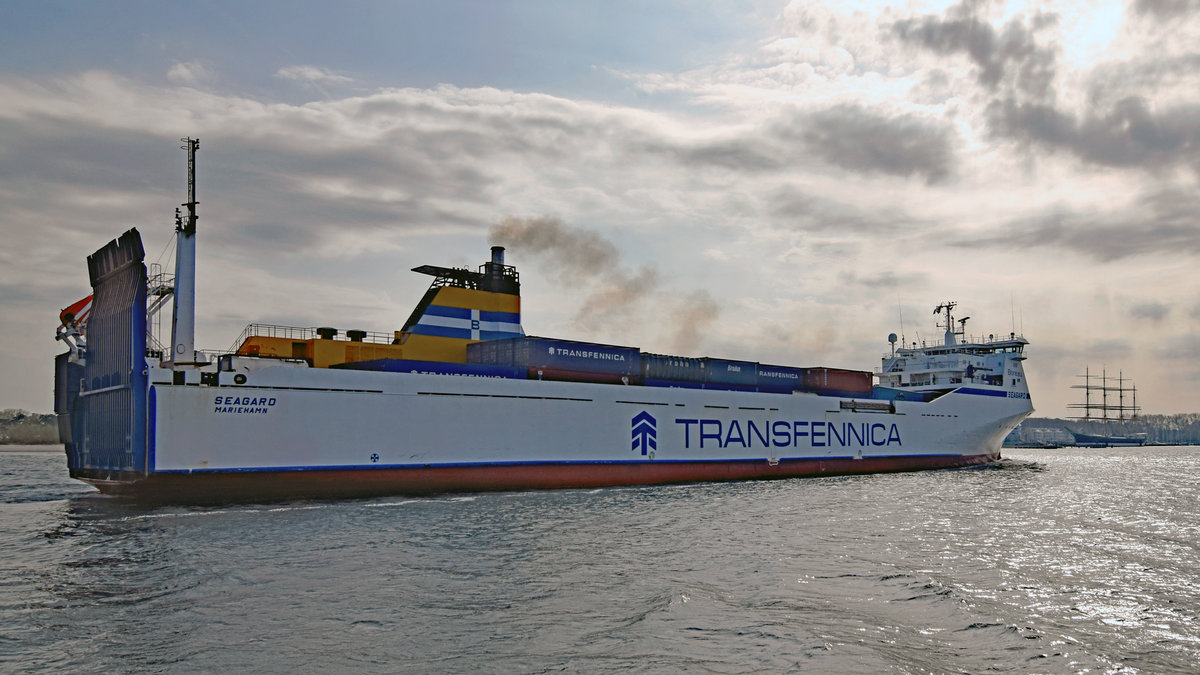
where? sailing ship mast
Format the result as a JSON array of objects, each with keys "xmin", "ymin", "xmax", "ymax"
[{"xmin": 1068, "ymin": 367, "xmax": 1140, "ymax": 422}]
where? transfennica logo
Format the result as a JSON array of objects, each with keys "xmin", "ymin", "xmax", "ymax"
[{"xmin": 632, "ymin": 411, "xmax": 657, "ymax": 455}]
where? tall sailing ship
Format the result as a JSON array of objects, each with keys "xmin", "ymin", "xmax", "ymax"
[
  {"xmin": 1067, "ymin": 368, "xmax": 1145, "ymax": 447},
  {"xmin": 52, "ymin": 140, "xmax": 1034, "ymax": 502}
]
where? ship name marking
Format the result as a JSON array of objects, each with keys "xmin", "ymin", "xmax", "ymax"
[{"xmin": 673, "ymin": 418, "xmax": 901, "ymax": 449}]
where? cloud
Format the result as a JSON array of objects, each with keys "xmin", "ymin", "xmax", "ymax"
[
  {"xmin": 890, "ymin": 0, "xmax": 1060, "ymax": 100},
  {"xmin": 1132, "ymin": 0, "xmax": 1200, "ymax": 19},
  {"xmin": 988, "ymin": 96, "xmax": 1200, "ymax": 172},
  {"xmin": 1157, "ymin": 332, "xmax": 1200, "ymax": 361},
  {"xmin": 1130, "ymin": 302, "xmax": 1170, "ymax": 321},
  {"xmin": 888, "ymin": 1, "xmax": 1200, "ymax": 178},
  {"xmin": 769, "ymin": 186, "xmax": 923, "ymax": 235},
  {"xmin": 4, "ymin": 0, "xmax": 1200, "ymax": 416},
  {"xmin": 950, "ymin": 188, "xmax": 1200, "ymax": 261},
  {"xmin": 773, "ymin": 104, "xmax": 959, "ymax": 183},
  {"xmin": 839, "ymin": 270, "xmax": 928, "ymax": 289},
  {"xmin": 275, "ymin": 66, "xmax": 355, "ymax": 85},
  {"xmin": 1084, "ymin": 338, "xmax": 1133, "ymax": 359},
  {"xmin": 166, "ymin": 61, "xmax": 216, "ymax": 87}
]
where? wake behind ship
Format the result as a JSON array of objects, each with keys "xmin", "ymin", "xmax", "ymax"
[{"xmin": 53, "ymin": 141, "xmax": 1034, "ymax": 502}]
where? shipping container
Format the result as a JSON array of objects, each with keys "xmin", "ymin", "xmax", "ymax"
[
  {"xmin": 466, "ymin": 340, "xmax": 498, "ymax": 366},
  {"xmin": 641, "ymin": 353, "xmax": 704, "ymax": 383},
  {"xmin": 332, "ymin": 358, "xmax": 524, "ymax": 380},
  {"xmin": 467, "ymin": 338, "xmax": 515, "ymax": 366},
  {"xmin": 757, "ymin": 363, "xmax": 807, "ymax": 393},
  {"xmin": 703, "ymin": 358, "xmax": 759, "ymax": 389},
  {"xmin": 474, "ymin": 336, "xmax": 642, "ymax": 380},
  {"xmin": 801, "ymin": 367, "xmax": 873, "ymax": 395}
]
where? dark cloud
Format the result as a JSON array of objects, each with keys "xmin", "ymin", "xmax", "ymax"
[
  {"xmin": 681, "ymin": 139, "xmax": 783, "ymax": 172},
  {"xmin": 1086, "ymin": 55, "xmax": 1200, "ymax": 109},
  {"xmin": 988, "ymin": 96, "xmax": 1200, "ymax": 172},
  {"xmin": 627, "ymin": 105, "xmax": 957, "ymax": 182},
  {"xmin": 891, "ymin": 0, "xmax": 1059, "ymax": 99},
  {"xmin": 626, "ymin": 135, "xmax": 782, "ymax": 173},
  {"xmin": 839, "ymin": 270, "xmax": 928, "ymax": 289},
  {"xmin": 1130, "ymin": 302, "xmax": 1170, "ymax": 321},
  {"xmin": 773, "ymin": 104, "xmax": 958, "ymax": 183},
  {"xmin": 891, "ymin": 1, "xmax": 1200, "ymax": 176},
  {"xmin": 769, "ymin": 186, "xmax": 925, "ymax": 235},
  {"xmin": 1084, "ymin": 338, "xmax": 1133, "ymax": 359},
  {"xmin": 950, "ymin": 188, "xmax": 1200, "ymax": 261},
  {"xmin": 1157, "ymin": 333, "xmax": 1200, "ymax": 361},
  {"xmin": 1132, "ymin": 0, "xmax": 1200, "ymax": 19}
]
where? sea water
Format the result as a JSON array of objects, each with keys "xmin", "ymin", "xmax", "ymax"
[{"xmin": 2, "ymin": 445, "xmax": 1199, "ymax": 673}]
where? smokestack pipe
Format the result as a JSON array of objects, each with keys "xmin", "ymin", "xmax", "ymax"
[{"xmin": 491, "ymin": 246, "xmax": 505, "ymax": 265}]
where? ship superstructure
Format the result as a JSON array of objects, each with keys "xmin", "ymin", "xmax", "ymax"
[
  {"xmin": 53, "ymin": 142, "xmax": 1034, "ymax": 502},
  {"xmin": 877, "ymin": 301, "xmax": 1030, "ymax": 395}
]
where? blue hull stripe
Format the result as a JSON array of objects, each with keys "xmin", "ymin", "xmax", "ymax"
[{"xmin": 956, "ymin": 387, "xmax": 1010, "ymax": 397}]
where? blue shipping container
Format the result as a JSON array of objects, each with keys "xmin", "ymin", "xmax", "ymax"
[
  {"xmin": 703, "ymin": 358, "xmax": 759, "ymax": 388},
  {"xmin": 641, "ymin": 353, "xmax": 704, "ymax": 383},
  {"xmin": 509, "ymin": 337, "xmax": 642, "ymax": 378},
  {"xmin": 757, "ymin": 363, "xmax": 807, "ymax": 393}
]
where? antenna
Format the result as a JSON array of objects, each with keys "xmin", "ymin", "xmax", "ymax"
[
  {"xmin": 181, "ymin": 138, "xmax": 198, "ymax": 235},
  {"xmin": 934, "ymin": 301, "xmax": 957, "ymax": 346}
]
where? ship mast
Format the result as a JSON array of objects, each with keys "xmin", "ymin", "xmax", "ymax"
[
  {"xmin": 169, "ymin": 137, "xmax": 201, "ymax": 367},
  {"xmin": 934, "ymin": 301, "xmax": 961, "ymax": 346},
  {"xmin": 1069, "ymin": 366, "xmax": 1140, "ymax": 422}
]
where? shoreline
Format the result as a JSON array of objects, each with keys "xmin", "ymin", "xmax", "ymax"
[{"xmin": 0, "ymin": 444, "xmax": 63, "ymax": 452}]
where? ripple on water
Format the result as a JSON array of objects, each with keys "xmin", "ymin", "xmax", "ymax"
[{"xmin": 1, "ymin": 447, "xmax": 1199, "ymax": 672}]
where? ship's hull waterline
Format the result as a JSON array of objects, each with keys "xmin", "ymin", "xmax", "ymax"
[{"xmin": 83, "ymin": 453, "xmax": 1002, "ymax": 503}]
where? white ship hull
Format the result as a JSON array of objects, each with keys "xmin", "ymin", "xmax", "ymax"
[{"xmin": 100, "ymin": 364, "xmax": 1032, "ymax": 501}]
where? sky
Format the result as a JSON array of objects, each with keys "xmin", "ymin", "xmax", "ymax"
[{"xmin": 1, "ymin": 0, "xmax": 1198, "ymax": 418}]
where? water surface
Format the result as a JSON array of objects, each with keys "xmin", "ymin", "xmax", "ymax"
[{"xmin": 3, "ymin": 446, "xmax": 1198, "ymax": 672}]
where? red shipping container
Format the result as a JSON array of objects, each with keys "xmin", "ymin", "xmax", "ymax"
[{"xmin": 803, "ymin": 367, "xmax": 873, "ymax": 394}]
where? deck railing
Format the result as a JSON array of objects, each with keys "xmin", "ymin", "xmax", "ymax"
[{"xmin": 227, "ymin": 323, "xmax": 398, "ymax": 353}]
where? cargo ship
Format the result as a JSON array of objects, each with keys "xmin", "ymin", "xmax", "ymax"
[{"xmin": 53, "ymin": 141, "xmax": 1034, "ymax": 502}]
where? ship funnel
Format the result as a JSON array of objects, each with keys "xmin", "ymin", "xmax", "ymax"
[{"xmin": 491, "ymin": 246, "xmax": 505, "ymax": 265}]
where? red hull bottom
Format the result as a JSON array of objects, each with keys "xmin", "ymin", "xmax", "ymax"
[{"xmin": 86, "ymin": 453, "xmax": 1001, "ymax": 504}]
